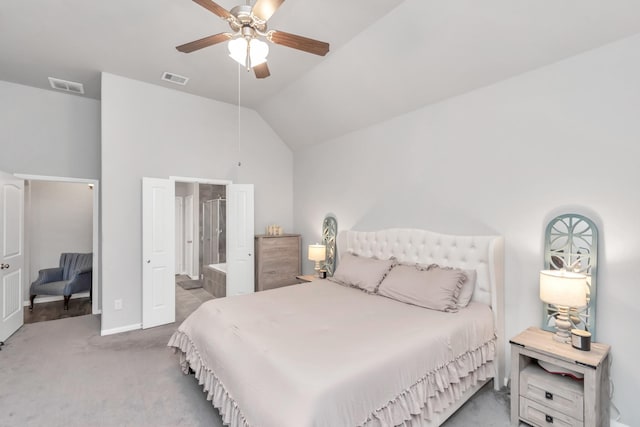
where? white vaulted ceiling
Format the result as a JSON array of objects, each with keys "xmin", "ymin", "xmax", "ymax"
[{"xmin": 1, "ymin": 0, "xmax": 640, "ymax": 149}]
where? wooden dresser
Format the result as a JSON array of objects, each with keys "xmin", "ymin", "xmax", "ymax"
[{"xmin": 254, "ymin": 234, "xmax": 301, "ymax": 292}]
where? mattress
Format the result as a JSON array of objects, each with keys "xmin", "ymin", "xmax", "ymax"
[{"xmin": 168, "ymin": 280, "xmax": 496, "ymax": 427}]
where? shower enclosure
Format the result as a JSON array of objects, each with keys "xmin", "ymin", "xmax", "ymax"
[{"xmin": 202, "ymin": 198, "xmax": 226, "ymax": 266}]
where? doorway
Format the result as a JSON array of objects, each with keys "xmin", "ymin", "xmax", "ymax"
[
  {"xmin": 141, "ymin": 176, "xmax": 254, "ymax": 329},
  {"xmin": 174, "ymin": 182, "xmax": 227, "ymax": 323},
  {"xmin": 1, "ymin": 172, "xmax": 100, "ymax": 342},
  {"xmin": 23, "ymin": 180, "xmax": 95, "ymax": 323}
]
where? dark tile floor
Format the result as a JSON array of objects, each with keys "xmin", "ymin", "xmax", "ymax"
[{"xmin": 24, "ymin": 296, "xmax": 92, "ymax": 324}]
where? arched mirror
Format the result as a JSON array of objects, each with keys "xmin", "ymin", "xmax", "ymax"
[
  {"xmin": 543, "ymin": 214, "xmax": 599, "ymax": 339},
  {"xmin": 321, "ymin": 215, "xmax": 337, "ymax": 277}
]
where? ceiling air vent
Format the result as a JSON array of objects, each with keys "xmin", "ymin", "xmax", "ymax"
[
  {"xmin": 161, "ymin": 72, "xmax": 189, "ymax": 86},
  {"xmin": 48, "ymin": 77, "xmax": 85, "ymax": 94}
]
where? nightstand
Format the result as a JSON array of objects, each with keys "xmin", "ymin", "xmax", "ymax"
[
  {"xmin": 295, "ymin": 274, "xmax": 316, "ymax": 283},
  {"xmin": 510, "ymin": 327, "xmax": 610, "ymax": 427}
]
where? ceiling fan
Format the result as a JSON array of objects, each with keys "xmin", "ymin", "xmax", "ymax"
[{"xmin": 176, "ymin": 0, "xmax": 330, "ymax": 79}]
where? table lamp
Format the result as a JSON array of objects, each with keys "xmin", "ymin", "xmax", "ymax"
[
  {"xmin": 308, "ymin": 244, "xmax": 326, "ymax": 277},
  {"xmin": 539, "ymin": 270, "xmax": 588, "ymax": 343}
]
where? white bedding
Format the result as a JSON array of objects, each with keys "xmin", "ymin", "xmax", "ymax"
[{"xmin": 168, "ymin": 280, "xmax": 496, "ymax": 427}]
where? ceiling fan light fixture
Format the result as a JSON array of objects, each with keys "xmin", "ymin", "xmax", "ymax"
[
  {"xmin": 178, "ymin": 0, "xmax": 329, "ymax": 78},
  {"xmin": 228, "ymin": 37, "xmax": 269, "ymax": 68}
]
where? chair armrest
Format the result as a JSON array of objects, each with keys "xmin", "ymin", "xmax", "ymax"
[
  {"xmin": 74, "ymin": 266, "xmax": 93, "ymax": 275},
  {"xmin": 66, "ymin": 269, "xmax": 93, "ymax": 295},
  {"xmin": 31, "ymin": 267, "xmax": 64, "ymax": 286}
]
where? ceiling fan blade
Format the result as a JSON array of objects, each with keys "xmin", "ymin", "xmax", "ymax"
[
  {"xmin": 253, "ymin": 63, "xmax": 271, "ymax": 79},
  {"xmin": 176, "ymin": 33, "xmax": 232, "ymax": 53},
  {"xmin": 252, "ymin": 0, "xmax": 284, "ymax": 22},
  {"xmin": 268, "ymin": 30, "xmax": 329, "ymax": 56},
  {"xmin": 192, "ymin": 0, "xmax": 234, "ymax": 20}
]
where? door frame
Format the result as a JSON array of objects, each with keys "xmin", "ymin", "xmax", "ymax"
[{"xmin": 15, "ymin": 174, "xmax": 100, "ymax": 315}]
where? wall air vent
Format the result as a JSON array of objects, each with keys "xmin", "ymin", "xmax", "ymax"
[
  {"xmin": 161, "ymin": 72, "xmax": 189, "ymax": 86},
  {"xmin": 48, "ymin": 77, "xmax": 85, "ymax": 94}
]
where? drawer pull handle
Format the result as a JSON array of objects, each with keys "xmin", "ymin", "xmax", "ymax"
[
  {"xmin": 545, "ymin": 414, "xmax": 554, "ymax": 423},
  {"xmin": 545, "ymin": 391, "xmax": 553, "ymax": 400}
]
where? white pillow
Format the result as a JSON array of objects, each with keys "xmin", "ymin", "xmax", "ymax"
[{"xmin": 331, "ymin": 253, "xmax": 395, "ymax": 292}]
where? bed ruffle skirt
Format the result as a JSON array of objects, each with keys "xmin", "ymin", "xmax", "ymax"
[
  {"xmin": 362, "ymin": 339, "xmax": 495, "ymax": 426},
  {"xmin": 168, "ymin": 331, "xmax": 495, "ymax": 427}
]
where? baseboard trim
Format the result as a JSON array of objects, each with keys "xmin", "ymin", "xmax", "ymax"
[
  {"xmin": 100, "ymin": 323, "xmax": 141, "ymax": 336},
  {"xmin": 23, "ymin": 292, "xmax": 90, "ymax": 306}
]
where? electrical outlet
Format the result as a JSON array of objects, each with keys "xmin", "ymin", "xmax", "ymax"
[{"xmin": 114, "ymin": 299, "xmax": 123, "ymax": 310}]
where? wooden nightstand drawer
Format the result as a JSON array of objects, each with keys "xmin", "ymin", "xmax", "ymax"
[
  {"xmin": 520, "ymin": 364, "xmax": 583, "ymax": 421},
  {"xmin": 510, "ymin": 327, "xmax": 611, "ymax": 427},
  {"xmin": 520, "ymin": 396, "xmax": 582, "ymax": 427}
]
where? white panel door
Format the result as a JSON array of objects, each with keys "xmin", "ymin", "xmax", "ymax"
[
  {"xmin": 0, "ymin": 171, "xmax": 24, "ymax": 342},
  {"xmin": 175, "ymin": 196, "xmax": 184, "ymax": 274},
  {"xmin": 184, "ymin": 194, "xmax": 194, "ymax": 278},
  {"xmin": 226, "ymin": 184, "xmax": 254, "ymax": 296},
  {"xmin": 142, "ymin": 178, "xmax": 175, "ymax": 329}
]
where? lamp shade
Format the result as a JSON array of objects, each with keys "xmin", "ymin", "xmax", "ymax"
[
  {"xmin": 539, "ymin": 270, "xmax": 587, "ymax": 308},
  {"xmin": 308, "ymin": 244, "xmax": 326, "ymax": 262},
  {"xmin": 228, "ymin": 38, "xmax": 268, "ymax": 67}
]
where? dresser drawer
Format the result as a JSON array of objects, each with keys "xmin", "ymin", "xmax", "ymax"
[
  {"xmin": 520, "ymin": 364, "xmax": 583, "ymax": 421},
  {"xmin": 260, "ymin": 235, "xmax": 299, "ymax": 249},
  {"xmin": 260, "ymin": 268, "xmax": 300, "ymax": 288},
  {"xmin": 260, "ymin": 244, "xmax": 299, "ymax": 266},
  {"xmin": 520, "ymin": 396, "xmax": 582, "ymax": 427}
]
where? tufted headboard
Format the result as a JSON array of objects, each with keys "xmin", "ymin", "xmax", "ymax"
[{"xmin": 336, "ymin": 228, "xmax": 505, "ymax": 389}]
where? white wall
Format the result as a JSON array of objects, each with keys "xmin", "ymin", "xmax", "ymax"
[
  {"xmin": 0, "ymin": 81, "xmax": 100, "ymax": 179},
  {"xmin": 26, "ymin": 181, "xmax": 93, "ymax": 299},
  {"xmin": 101, "ymin": 73, "xmax": 294, "ymax": 332},
  {"xmin": 293, "ymin": 34, "xmax": 640, "ymax": 425}
]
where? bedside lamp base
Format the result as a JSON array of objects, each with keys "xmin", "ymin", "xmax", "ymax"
[{"xmin": 552, "ymin": 305, "xmax": 572, "ymax": 343}]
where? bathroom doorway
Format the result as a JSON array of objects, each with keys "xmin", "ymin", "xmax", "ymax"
[
  {"xmin": 174, "ymin": 181, "xmax": 226, "ymax": 321},
  {"xmin": 174, "ymin": 183, "xmax": 227, "ymax": 281},
  {"xmin": 142, "ymin": 176, "xmax": 253, "ymax": 329}
]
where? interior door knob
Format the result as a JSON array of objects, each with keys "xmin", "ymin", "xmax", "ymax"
[
  {"xmin": 0, "ymin": 263, "xmax": 9, "ymax": 269},
  {"xmin": 146, "ymin": 260, "xmax": 151, "ymax": 264}
]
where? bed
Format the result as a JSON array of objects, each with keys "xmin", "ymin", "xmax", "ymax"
[{"xmin": 168, "ymin": 228, "xmax": 505, "ymax": 426}]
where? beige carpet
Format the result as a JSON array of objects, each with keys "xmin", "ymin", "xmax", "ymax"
[{"xmin": 0, "ymin": 286, "xmax": 514, "ymax": 427}]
